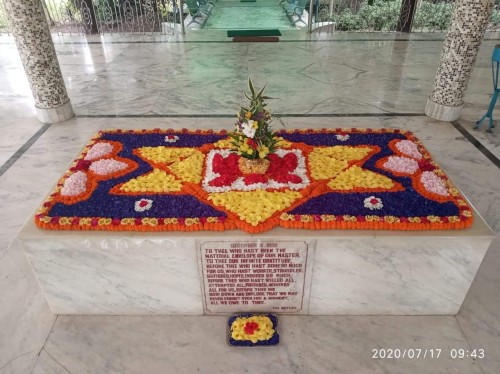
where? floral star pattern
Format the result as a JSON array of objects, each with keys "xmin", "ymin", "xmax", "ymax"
[{"xmin": 35, "ymin": 128, "xmax": 473, "ymax": 233}]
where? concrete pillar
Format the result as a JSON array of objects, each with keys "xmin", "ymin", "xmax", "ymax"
[
  {"xmin": 4, "ymin": 0, "xmax": 74, "ymax": 124},
  {"xmin": 425, "ymin": 0, "xmax": 494, "ymax": 121}
]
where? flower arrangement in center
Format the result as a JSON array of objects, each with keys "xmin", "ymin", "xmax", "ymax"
[{"xmin": 229, "ymin": 78, "xmax": 282, "ymax": 174}]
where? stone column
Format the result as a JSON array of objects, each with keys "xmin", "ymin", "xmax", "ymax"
[
  {"xmin": 425, "ymin": 0, "xmax": 494, "ymax": 121},
  {"xmin": 4, "ymin": 0, "xmax": 74, "ymax": 124}
]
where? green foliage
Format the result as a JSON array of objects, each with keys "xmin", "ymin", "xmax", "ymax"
[
  {"xmin": 332, "ymin": 9, "xmax": 366, "ymax": 31},
  {"xmin": 316, "ymin": 0, "xmax": 499, "ymax": 32},
  {"xmin": 356, "ymin": 0, "xmax": 401, "ymax": 31},
  {"xmin": 318, "ymin": 0, "xmax": 402, "ymax": 31},
  {"xmin": 413, "ymin": 1, "xmax": 453, "ymax": 31},
  {"xmin": 491, "ymin": 8, "xmax": 500, "ymax": 26}
]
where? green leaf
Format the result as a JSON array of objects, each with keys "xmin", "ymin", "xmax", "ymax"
[
  {"xmin": 248, "ymin": 77, "xmax": 255, "ymax": 97},
  {"xmin": 256, "ymin": 85, "xmax": 267, "ymax": 99}
]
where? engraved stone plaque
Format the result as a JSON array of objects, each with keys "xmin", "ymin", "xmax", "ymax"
[{"xmin": 199, "ymin": 240, "xmax": 309, "ymax": 314}]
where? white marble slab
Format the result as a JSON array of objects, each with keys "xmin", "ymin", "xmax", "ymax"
[
  {"xmin": 19, "ymin": 229, "xmax": 205, "ymax": 315},
  {"xmin": 19, "ymin": 204, "xmax": 493, "ymax": 315},
  {"xmin": 0, "ymin": 242, "xmax": 56, "ymax": 374},
  {"xmin": 457, "ymin": 235, "xmax": 500, "ymax": 373}
]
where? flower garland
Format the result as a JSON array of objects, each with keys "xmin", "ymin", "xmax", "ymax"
[{"xmin": 34, "ymin": 128, "xmax": 474, "ymax": 233}]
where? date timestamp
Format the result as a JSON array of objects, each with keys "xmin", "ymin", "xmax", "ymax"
[{"xmin": 372, "ymin": 348, "xmax": 485, "ymax": 359}]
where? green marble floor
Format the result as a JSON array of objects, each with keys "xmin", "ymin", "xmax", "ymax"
[{"xmin": 204, "ymin": 0, "xmax": 293, "ymax": 30}]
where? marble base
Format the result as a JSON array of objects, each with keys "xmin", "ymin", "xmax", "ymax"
[
  {"xmin": 425, "ymin": 98, "xmax": 463, "ymax": 121},
  {"xmin": 18, "ymin": 205, "xmax": 494, "ymax": 316},
  {"xmin": 36, "ymin": 101, "xmax": 74, "ymax": 124}
]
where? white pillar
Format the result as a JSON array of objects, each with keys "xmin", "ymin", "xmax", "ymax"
[
  {"xmin": 4, "ymin": 0, "xmax": 75, "ymax": 124},
  {"xmin": 425, "ymin": 0, "xmax": 494, "ymax": 121}
]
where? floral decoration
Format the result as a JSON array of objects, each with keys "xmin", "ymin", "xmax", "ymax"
[
  {"xmin": 420, "ymin": 171, "xmax": 449, "ymax": 197},
  {"xmin": 229, "ymin": 78, "xmax": 281, "ymax": 160},
  {"xmin": 34, "ymin": 128, "xmax": 473, "ymax": 233},
  {"xmin": 202, "ymin": 149, "xmax": 309, "ymax": 192},
  {"xmin": 395, "ymin": 139, "xmax": 422, "ymax": 160},
  {"xmin": 134, "ymin": 198, "xmax": 153, "ymax": 212},
  {"xmin": 364, "ymin": 196, "xmax": 383, "ymax": 210},
  {"xmin": 336, "ymin": 134, "xmax": 350, "ymax": 141},
  {"xmin": 228, "ymin": 314, "xmax": 279, "ymax": 347},
  {"xmin": 164, "ymin": 135, "xmax": 179, "ymax": 143}
]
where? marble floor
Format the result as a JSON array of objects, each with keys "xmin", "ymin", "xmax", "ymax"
[{"xmin": 0, "ymin": 30, "xmax": 500, "ymax": 373}]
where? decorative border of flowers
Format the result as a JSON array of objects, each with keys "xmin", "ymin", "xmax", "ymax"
[{"xmin": 34, "ymin": 128, "xmax": 474, "ymax": 233}]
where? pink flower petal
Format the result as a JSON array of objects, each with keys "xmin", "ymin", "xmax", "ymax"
[
  {"xmin": 383, "ymin": 156, "xmax": 419, "ymax": 174},
  {"xmin": 395, "ymin": 140, "xmax": 422, "ymax": 160},
  {"xmin": 61, "ymin": 171, "xmax": 88, "ymax": 196},
  {"xmin": 84, "ymin": 142, "xmax": 114, "ymax": 161},
  {"xmin": 89, "ymin": 159, "xmax": 128, "ymax": 176},
  {"xmin": 420, "ymin": 171, "xmax": 449, "ymax": 196}
]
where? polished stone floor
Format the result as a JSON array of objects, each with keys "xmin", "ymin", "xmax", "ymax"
[{"xmin": 0, "ymin": 30, "xmax": 500, "ymax": 373}]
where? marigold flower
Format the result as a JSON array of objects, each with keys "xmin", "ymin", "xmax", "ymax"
[{"xmin": 230, "ymin": 315, "xmax": 275, "ymax": 344}]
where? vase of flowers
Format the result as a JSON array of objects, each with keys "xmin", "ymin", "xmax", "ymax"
[{"xmin": 230, "ymin": 78, "xmax": 281, "ymax": 175}]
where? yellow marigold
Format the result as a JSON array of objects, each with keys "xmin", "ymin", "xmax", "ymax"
[
  {"xmin": 309, "ymin": 147, "xmax": 373, "ymax": 181},
  {"xmin": 209, "ymin": 190, "xmax": 300, "ymax": 226},
  {"xmin": 230, "ymin": 315, "xmax": 275, "ymax": 344},
  {"xmin": 343, "ymin": 215, "xmax": 356, "ymax": 222},
  {"xmin": 121, "ymin": 218, "xmax": 135, "ymax": 225},
  {"xmin": 80, "ymin": 218, "xmax": 92, "ymax": 225},
  {"xmin": 365, "ymin": 215, "xmax": 380, "ymax": 222},
  {"xmin": 327, "ymin": 165, "xmax": 394, "ymax": 190},
  {"xmin": 448, "ymin": 216, "xmax": 460, "ymax": 223},
  {"xmin": 206, "ymin": 217, "xmax": 219, "ymax": 223},
  {"xmin": 321, "ymin": 214, "xmax": 335, "ymax": 222},
  {"xmin": 214, "ymin": 138, "xmax": 232, "ymax": 148},
  {"xmin": 427, "ymin": 215, "xmax": 441, "ymax": 223},
  {"xmin": 457, "ymin": 200, "xmax": 468, "ymax": 207},
  {"xmin": 384, "ymin": 216, "xmax": 398, "ymax": 223},
  {"xmin": 408, "ymin": 217, "xmax": 421, "ymax": 223},
  {"xmin": 98, "ymin": 218, "xmax": 112, "ymax": 226},
  {"xmin": 300, "ymin": 215, "xmax": 312, "ymax": 222},
  {"xmin": 275, "ymin": 137, "xmax": 292, "ymax": 148},
  {"xmin": 245, "ymin": 111, "xmax": 252, "ymax": 119},
  {"xmin": 142, "ymin": 218, "xmax": 158, "ymax": 226},
  {"xmin": 59, "ymin": 217, "xmax": 72, "ymax": 225},
  {"xmin": 461, "ymin": 210, "xmax": 472, "ymax": 217},
  {"xmin": 185, "ymin": 218, "xmax": 199, "ymax": 226},
  {"xmin": 40, "ymin": 216, "xmax": 51, "ymax": 223}
]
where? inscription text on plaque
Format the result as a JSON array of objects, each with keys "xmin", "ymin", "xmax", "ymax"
[{"xmin": 200, "ymin": 240, "xmax": 308, "ymax": 313}]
